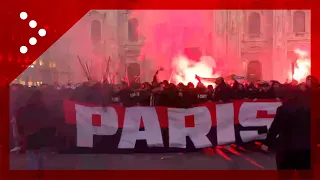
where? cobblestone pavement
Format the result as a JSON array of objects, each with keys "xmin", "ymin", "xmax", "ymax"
[{"xmin": 10, "ymin": 150, "xmax": 276, "ymax": 170}]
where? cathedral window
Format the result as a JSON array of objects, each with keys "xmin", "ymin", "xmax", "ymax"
[
  {"xmin": 248, "ymin": 12, "xmax": 261, "ymax": 36},
  {"xmin": 293, "ymin": 11, "xmax": 306, "ymax": 33},
  {"xmin": 128, "ymin": 18, "xmax": 139, "ymax": 42},
  {"xmin": 91, "ymin": 20, "xmax": 102, "ymax": 44}
]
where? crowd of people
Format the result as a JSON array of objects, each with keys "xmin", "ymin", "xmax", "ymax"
[
  {"xmin": 9, "ymin": 73, "xmax": 317, "ymax": 171},
  {"xmin": 10, "ymin": 74, "xmax": 316, "ymax": 111},
  {"xmin": 10, "ymin": 74, "xmax": 315, "ymax": 148}
]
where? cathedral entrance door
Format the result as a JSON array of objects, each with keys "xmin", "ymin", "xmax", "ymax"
[{"xmin": 247, "ymin": 60, "xmax": 262, "ymax": 82}]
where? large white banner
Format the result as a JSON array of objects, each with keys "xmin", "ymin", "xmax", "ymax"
[{"xmin": 64, "ymin": 100, "xmax": 282, "ymax": 149}]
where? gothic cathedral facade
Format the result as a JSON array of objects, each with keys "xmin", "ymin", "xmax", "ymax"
[{"xmin": 31, "ymin": 10, "xmax": 310, "ymax": 85}]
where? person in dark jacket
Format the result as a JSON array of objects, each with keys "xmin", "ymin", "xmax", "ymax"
[
  {"xmin": 262, "ymin": 87, "xmax": 311, "ymax": 179},
  {"xmin": 270, "ymin": 80, "xmax": 283, "ymax": 100},
  {"xmin": 207, "ymin": 85, "xmax": 215, "ymax": 102},
  {"xmin": 214, "ymin": 77, "xmax": 232, "ymax": 102},
  {"xmin": 231, "ymin": 81, "xmax": 246, "ymax": 100},
  {"xmin": 177, "ymin": 85, "xmax": 194, "ymax": 108},
  {"xmin": 109, "ymin": 84, "xmax": 122, "ymax": 105},
  {"xmin": 86, "ymin": 82, "xmax": 104, "ymax": 105},
  {"xmin": 163, "ymin": 83, "xmax": 180, "ymax": 107},
  {"xmin": 119, "ymin": 85, "xmax": 137, "ymax": 107},
  {"xmin": 255, "ymin": 81, "xmax": 276, "ymax": 99},
  {"xmin": 155, "ymin": 83, "xmax": 176, "ymax": 107},
  {"xmin": 246, "ymin": 82, "xmax": 258, "ymax": 99},
  {"xmin": 306, "ymin": 75, "xmax": 319, "ymax": 89},
  {"xmin": 194, "ymin": 82, "xmax": 209, "ymax": 105},
  {"xmin": 16, "ymin": 90, "xmax": 56, "ymax": 170},
  {"xmin": 138, "ymin": 83, "xmax": 152, "ymax": 106}
]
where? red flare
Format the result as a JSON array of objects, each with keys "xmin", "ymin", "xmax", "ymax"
[
  {"xmin": 230, "ymin": 144, "xmax": 247, "ymax": 152},
  {"xmin": 254, "ymin": 141, "xmax": 262, "ymax": 145},
  {"xmin": 203, "ymin": 148, "xmax": 215, "ymax": 155},
  {"xmin": 226, "ymin": 147, "xmax": 242, "ymax": 156},
  {"xmin": 245, "ymin": 157, "xmax": 264, "ymax": 169},
  {"xmin": 227, "ymin": 145, "xmax": 263, "ymax": 169},
  {"xmin": 254, "ymin": 141, "xmax": 265, "ymax": 151},
  {"xmin": 216, "ymin": 148, "xmax": 232, "ymax": 161},
  {"xmin": 238, "ymin": 146, "xmax": 247, "ymax": 152}
]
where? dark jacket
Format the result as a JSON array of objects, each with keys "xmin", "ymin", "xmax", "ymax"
[
  {"xmin": 120, "ymin": 88, "xmax": 138, "ymax": 107},
  {"xmin": 138, "ymin": 89, "xmax": 152, "ymax": 106},
  {"xmin": 214, "ymin": 82, "xmax": 232, "ymax": 102},
  {"xmin": 231, "ymin": 82, "xmax": 246, "ymax": 100},
  {"xmin": 177, "ymin": 89, "xmax": 194, "ymax": 108},
  {"xmin": 16, "ymin": 91, "xmax": 56, "ymax": 149},
  {"xmin": 265, "ymin": 101, "xmax": 310, "ymax": 152},
  {"xmin": 194, "ymin": 88, "xmax": 209, "ymax": 105},
  {"xmin": 256, "ymin": 89, "xmax": 276, "ymax": 99}
]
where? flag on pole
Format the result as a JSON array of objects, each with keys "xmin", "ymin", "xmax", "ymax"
[
  {"xmin": 124, "ymin": 64, "xmax": 130, "ymax": 86},
  {"xmin": 225, "ymin": 74, "xmax": 246, "ymax": 80}
]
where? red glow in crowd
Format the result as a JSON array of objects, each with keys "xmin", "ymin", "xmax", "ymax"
[{"xmin": 293, "ymin": 48, "xmax": 311, "ymax": 83}]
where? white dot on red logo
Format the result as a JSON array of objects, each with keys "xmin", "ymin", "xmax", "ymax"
[
  {"xmin": 29, "ymin": 20, "xmax": 37, "ymax": 28},
  {"xmin": 20, "ymin": 46, "xmax": 28, "ymax": 54},
  {"xmin": 29, "ymin": 37, "xmax": 37, "ymax": 45},
  {"xmin": 20, "ymin": 12, "xmax": 28, "ymax": 20},
  {"xmin": 38, "ymin": 29, "xmax": 46, "ymax": 37}
]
